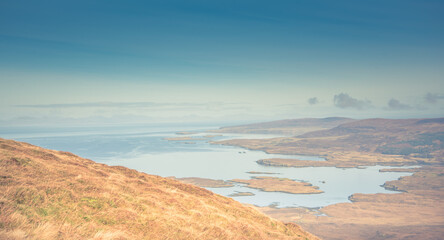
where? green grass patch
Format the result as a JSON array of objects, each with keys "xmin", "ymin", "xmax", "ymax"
[
  {"xmin": 81, "ymin": 197, "xmax": 105, "ymax": 210},
  {"xmin": 36, "ymin": 207, "xmax": 48, "ymax": 216}
]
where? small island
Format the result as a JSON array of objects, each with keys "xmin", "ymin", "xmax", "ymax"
[
  {"xmin": 164, "ymin": 136, "xmax": 194, "ymax": 141},
  {"xmin": 231, "ymin": 177, "xmax": 323, "ymax": 194},
  {"xmin": 203, "ymin": 134, "xmax": 222, "ymax": 138},
  {"xmin": 229, "ymin": 192, "xmax": 255, "ymax": 197},
  {"xmin": 165, "ymin": 136, "xmax": 211, "ymax": 141},
  {"xmin": 175, "ymin": 131, "xmax": 198, "ymax": 135},
  {"xmin": 246, "ymin": 171, "xmax": 279, "ymax": 175},
  {"xmin": 175, "ymin": 177, "xmax": 234, "ymax": 188}
]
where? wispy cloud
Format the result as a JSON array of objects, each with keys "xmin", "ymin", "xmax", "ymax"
[
  {"xmin": 14, "ymin": 102, "xmax": 202, "ymax": 108},
  {"xmin": 13, "ymin": 101, "xmax": 252, "ymax": 114},
  {"xmin": 425, "ymin": 93, "xmax": 444, "ymax": 104},
  {"xmin": 333, "ymin": 93, "xmax": 371, "ymax": 110},
  {"xmin": 308, "ymin": 97, "xmax": 319, "ymax": 105},
  {"xmin": 387, "ymin": 98, "xmax": 412, "ymax": 110}
]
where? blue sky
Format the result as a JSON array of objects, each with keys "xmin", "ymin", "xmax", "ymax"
[{"xmin": 1, "ymin": 0, "xmax": 443, "ymax": 126}]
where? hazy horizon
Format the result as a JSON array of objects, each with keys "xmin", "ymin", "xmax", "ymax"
[{"xmin": 1, "ymin": 1, "xmax": 443, "ymax": 127}]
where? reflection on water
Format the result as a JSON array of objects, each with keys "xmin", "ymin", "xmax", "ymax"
[{"xmin": 3, "ymin": 126, "xmax": 415, "ymax": 208}]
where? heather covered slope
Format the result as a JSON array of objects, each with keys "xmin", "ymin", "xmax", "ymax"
[{"xmin": 0, "ymin": 138, "xmax": 318, "ymax": 240}]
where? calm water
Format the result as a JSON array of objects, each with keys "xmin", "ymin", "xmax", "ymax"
[{"xmin": 1, "ymin": 125, "xmax": 414, "ymax": 208}]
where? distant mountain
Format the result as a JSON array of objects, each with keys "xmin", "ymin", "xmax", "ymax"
[
  {"xmin": 213, "ymin": 117, "xmax": 355, "ymax": 135},
  {"xmin": 0, "ymin": 138, "xmax": 318, "ymax": 240}
]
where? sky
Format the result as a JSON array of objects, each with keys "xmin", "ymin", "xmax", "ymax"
[{"xmin": 1, "ymin": 0, "xmax": 443, "ymax": 126}]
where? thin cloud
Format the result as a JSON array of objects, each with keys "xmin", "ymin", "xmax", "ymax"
[
  {"xmin": 425, "ymin": 93, "xmax": 444, "ymax": 104},
  {"xmin": 13, "ymin": 101, "xmax": 251, "ymax": 113},
  {"xmin": 333, "ymin": 93, "xmax": 371, "ymax": 110},
  {"xmin": 14, "ymin": 102, "xmax": 204, "ymax": 108},
  {"xmin": 387, "ymin": 98, "xmax": 412, "ymax": 110},
  {"xmin": 308, "ymin": 97, "xmax": 319, "ymax": 105}
]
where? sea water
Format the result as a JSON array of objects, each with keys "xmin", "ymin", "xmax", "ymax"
[{"xmin": 1, "ymin": 125, "xmax": 414, "ymax": 208}]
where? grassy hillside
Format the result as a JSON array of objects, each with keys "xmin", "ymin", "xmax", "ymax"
[{"xmin": 0, "ymin": 138, "xmax": 318, "ymax": 240}]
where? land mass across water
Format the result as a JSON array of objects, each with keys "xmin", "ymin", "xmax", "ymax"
[
  {"xmin": 213, "ymin": 117, "xmax": 444, "ymax": 239},
  {"xmin": 213, "ymin": 118, "xmax": 444, "ymax": 168},
  {"xmin": 211, "ymin": 117, "xmax": 355, "ymax": 135},
  {"xmin": 232, "ymin": 177, "xmax": 323, "ymax": 194}
]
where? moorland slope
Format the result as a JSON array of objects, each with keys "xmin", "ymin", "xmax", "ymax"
[{"xmin": 0, "ymin": 138, "xmax": 318, "ymax": 240}]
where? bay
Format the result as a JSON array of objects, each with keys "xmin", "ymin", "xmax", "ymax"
[{"xmin": 2, "ymin": 125, "xmax": 414, "ymax": 208}]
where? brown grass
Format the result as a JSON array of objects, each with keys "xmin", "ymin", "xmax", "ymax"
[
  {"xmin": 0, "ymin": 138, "xmax": 318, "ymax": 240},
  {"xmin": 231, "ymin": 177, "xmax": 323, "ymax": 194}
]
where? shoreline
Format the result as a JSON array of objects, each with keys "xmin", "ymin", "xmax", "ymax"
[
  {"xmin": 212, "ymin": 137, "xmax": 433, "ymax": 168},
  {"xmin": 231, "ymin": 176, "xmax": 324, "ymax": 195}
]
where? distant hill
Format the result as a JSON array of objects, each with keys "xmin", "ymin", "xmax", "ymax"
[
  {"xmin": 0, "ymin": 138, "xmax": 318, "ymax": 240},
  {"xmin": 213, "ymin": 117, "xmax": 355, "ymax": 135},
  {"xmin": 214, "ymin": 117, "xmax": 444, "ymax": 167},
  {"xmin": 297, "ymin": 118, "xmax": 444, "ymax": 159},
  {"xmin": 299, "ymin": 118, "xmax": 426, "ymax": 137}
]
